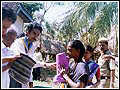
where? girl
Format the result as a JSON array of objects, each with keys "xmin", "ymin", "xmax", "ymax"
[
  {"xmin": 60, "ymin": 40, "xmax": 89, "ymax": 88},
  {"xmin": 83, "ymin": 45, "xmax": 100, "ymax": 88}
]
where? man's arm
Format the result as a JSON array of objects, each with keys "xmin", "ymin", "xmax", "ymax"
[
  {"xmin": 33, "ymin": 62, "xmax": 56, "ymax": 69},
  {"xmin": 102, "ymin": 55, "xmax": 115, "ymax": 60},
  {"xmin": 2, "ymin": 55, "xmax": 20, "ymax": 64},
  {"xmin": 2, "ymin": 57, "xmax": 15, "ymax": 63}
]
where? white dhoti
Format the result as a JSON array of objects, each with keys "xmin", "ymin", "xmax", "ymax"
[{"xmin": 2, "ymin": 70, "xmax": 10, "ymax": 88}]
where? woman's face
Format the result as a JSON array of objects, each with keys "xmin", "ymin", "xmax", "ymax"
[
  {"xmin": 67, "ymin": 43, "xmax": 80, "ymax": 60},
  {"xmin": 83, "ymin": 50, "xmax": 92, "ymax": 61}
]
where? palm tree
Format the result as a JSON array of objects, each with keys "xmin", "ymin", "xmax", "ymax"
[
  {"xmin": 88, "ymin": 2, "xmax": 118, "ymax": 47},
  {"xmin": 58, "ymin": 2, "xmax": 118, "ymax": 48}
]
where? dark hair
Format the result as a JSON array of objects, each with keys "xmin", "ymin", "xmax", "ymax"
[
  {"xmin": 69, "ymin": 40, "xmax": 85, "ymax": 62},
  {"xmin": 85, "ymin": 45, "xmax": 94, "ymax": 60},
  {"xmin": 2, "ymin": 6, "xmax": 17, "ymax": 24},
  {"xmin": 99, "ymin": 41, "xmax": 108, "ymax": 45},
  {"xmin": 26, "ymin": 22, "xmax": 43, "ymax": 33},
  {"xmin": 85, "ymin": 45, "xmax": 94, "ymax": 53}
]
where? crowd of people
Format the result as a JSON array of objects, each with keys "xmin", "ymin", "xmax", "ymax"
[{"xmin": 2, "ymin": 4, "xmax": 118, "ymax": 88}]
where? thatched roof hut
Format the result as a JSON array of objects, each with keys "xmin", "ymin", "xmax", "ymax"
[{"xmin": 41, "ymin": 39, "xmax": 66, "ymax": 55}]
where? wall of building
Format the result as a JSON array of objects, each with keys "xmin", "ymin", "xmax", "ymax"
[{"xmin": 11, "ymin": 16, "xmax": 24, "ymax": 36}]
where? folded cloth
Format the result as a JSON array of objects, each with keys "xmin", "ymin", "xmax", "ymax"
[{"xmin": 53, "ymin": 52, "xmax": 69, "ymax": 83}]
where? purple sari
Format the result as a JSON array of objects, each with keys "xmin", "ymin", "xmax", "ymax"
[{"xmin": 86, "ymin": 60, "xmax": 99, "ymax": 87}]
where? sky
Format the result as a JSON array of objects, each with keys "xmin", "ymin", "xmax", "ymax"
[
  {"xmin": 45, "ymin": 5, "xmax": 74, "ymax": 23},
  {"xmin": 43, "ymin": 2, "xmax": 75, "ymax": 23}
]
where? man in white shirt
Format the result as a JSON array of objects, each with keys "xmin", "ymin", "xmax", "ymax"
[
  {"xmin": 10, "ymin": 22, "xmax": 56, "ymax": 88},
  {"xmin": 2, "ymin": 28, "xmax": 20, "ymax": 88}
]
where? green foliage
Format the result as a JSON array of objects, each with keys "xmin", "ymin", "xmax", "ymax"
[
  {"xmin": 22, "ymin": 2, "xmax": 43, "ymax": 16},
  {"xmin": 57, "ymin": 2, "xmax": 118, "ymax": 51},
  {"xmin": 21, "ymin": 2, "xmax": 118, "ymax": 53},
  {"xmin": 45, "ymin": 21, "xmax": 55, "ymax": 39},
  {"xmin": 87, "ymin": 2, "xmax": 99, "ymax": 21}
]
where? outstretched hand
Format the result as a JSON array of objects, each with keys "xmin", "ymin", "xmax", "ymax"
[
  {"xmin": 102, "ymin": 55, "xmax": 115, "ymax": 61},
  {"xmin": 45, "ymin": 62, "xmax": 56, "ymax": 69},
  {"xmin": 58, "ymin": 65, "xmax": 69, "ymax": 82},
  {"xmin": 60, "ymin": 67, "xmax": 66, "ymax": 76},
  {"xmin": 58, "ymin": 64, "xmax": 66, "ymax": 75},
  {"xmin": 2, "ymin": 54, "xmax": 21, "ymax": 63}
]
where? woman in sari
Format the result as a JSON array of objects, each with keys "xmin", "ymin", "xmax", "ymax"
[
  {"xmin": 83, "ymin": 45, "xmax": 100, "ymax": 88},
  {"xmin": 60, "ymin": 40, "xmax": 89, "ymax": 88}
]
